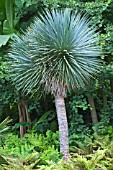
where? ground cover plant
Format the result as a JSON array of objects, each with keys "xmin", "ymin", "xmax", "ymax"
[{"xmin": 0, "ymin": 125, "xmax": 113, "ymax": 169}]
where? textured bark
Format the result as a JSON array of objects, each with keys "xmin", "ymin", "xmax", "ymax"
[
  {"xmin": 110, "ymin": 78, "xmax": 113, "ymax": 93},
  {"xmin": 103, "ymin": 94, "xmax": 108, "ymax": 107},
  {"xmin": 102, "ymin": 83, "xmax": 108, "ymax": 108},
  {"xmin": 88, "ymin": 97, "xmax": 98, "ymax": 124},
  {"xmin": 18, "ymin": 102, "xmax": 24, "ymax": 138},
  {"xmin": 18, "ymin": 99, "xmax": 31, "ymax": 138},
  {"xmin": 24, "ymin": 101, "xmax": 31, "ymax": 130},
  {"xmin": 55, "ymin": 96, "xmax": 69, "ymax": 159},
  {"xmin": 21, "ymin": 101, "xmax": 26, "ymax": 134},
  {"xmin": 44, "ymin": 96, "xmax": 49, "ymax": 112},
  {"xmin": 102, "ymin": 85, "xmax": 108, "ymax": 107}
]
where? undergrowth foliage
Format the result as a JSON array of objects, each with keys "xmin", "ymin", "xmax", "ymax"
[
  {"xmin": 0, "ymin": 130, "xmax": 60, "ymax": 169},
  {"xmin": 0, "ymin": 127, "xmax": 113, "ymax": 169}
]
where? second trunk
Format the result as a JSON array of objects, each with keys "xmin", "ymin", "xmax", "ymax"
[{"xmin": 88, "ymin": 97, "xmax": 98, "ymax": 124}]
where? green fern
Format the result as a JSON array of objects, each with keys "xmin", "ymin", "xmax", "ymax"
[
  {"xmin": 0, "ymin": 155, "xmax": 8, "ymax": 165},
  {"xmin": 0, "ymin": 117, "xmax": 12, "ymax": 143},
  {"xmin": 0, "ymin": 153, "xmax": 40, "ymax": 170}
]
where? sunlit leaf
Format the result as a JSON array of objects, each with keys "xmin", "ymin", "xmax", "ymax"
[{"xmin": 0, "ymin": 35, "xmax": 11, "ymax": 47}]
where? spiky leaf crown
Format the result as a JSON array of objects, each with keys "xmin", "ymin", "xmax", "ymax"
[{"xmin": 9, "ymin": 9, "xmax": 101, "ymax": 96}]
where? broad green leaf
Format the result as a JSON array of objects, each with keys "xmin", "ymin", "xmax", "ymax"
[
  {"xmin": 0, "ymin": 35, "xmax": 11, "ymax": 47},
  {"xmin": 5, "ymin": 0, "xmax": 14, "ymax": 32},
  {"xmin": 0, "ymin": 10, "xmax": 5, "ymax": 21},
  {"xmin": 0, "ymin": 0, "xmax": 5, "ymax": 8},
  {"xmin": 0, "ymin": 25, "xmax": 2, "ymax": 34},
  {"xmin": 15, "ymin": 0, "xmax": 23, "ymax": 8},
  {"xmin": 37, "ymin": 111, "xmax": 52, "ymax": 124},
  {"xmin": 12, "ymin": 122, "xmax": 31, "ymax": 129},
  {"xmin": 3, "ymin": 20, "xmax": 17, "ymax": 34},
  {"xmin": 3, "ymin": 20, "xmax": 11, "ymax": 34},
  {"xmin": 0, "ymin": 0, "xmax": 5, "ymax": 22}
]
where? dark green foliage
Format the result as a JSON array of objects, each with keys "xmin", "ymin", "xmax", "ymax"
[
  {"xmin": 1, "ymin": 127, "xmax": 113, "ymax": 169},
  {"xmin": 68, "ymin": 95, "xmax": 91, "ymax": 145},
  {"xmin": 0, "ymin": 49, "xmax": 19, "ymax": 123},
  {"xmin": 33, "ymin": 110, "xmax": 57, "ymax": 133}
]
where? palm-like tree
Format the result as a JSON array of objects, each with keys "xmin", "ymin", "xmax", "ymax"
[{"xmin": 8, "ymin": 9, "xmax": 101, "ymax": 158}]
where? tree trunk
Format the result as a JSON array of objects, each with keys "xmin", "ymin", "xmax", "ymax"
[
  {"xmin": 103, "ymin": 94, "xmax": 108, "ymax": 107},
  {"xmin": 88, "ymin": 97, "xmax": 98, "ymax": 124},
  {"xmin": 21, "ymin": 102, "xmax": 26, "ymax": 134},
  {"xmin": 18, "ymin": 99, "xmax": 31, "ymax": 138},
  {"xmin": 102, "ymin": 85, "xmax": 108, "ymax": 107},
  {"xmin": 110, "ymin": 78, "xmax": 113, "ymax": 93},
  {"xmin": 24, "ymin": 101, "xmax": 31, "ymax": 130},
  {"xmin": 18, "ymin": 102, "xmax": 24, "ymax": 138},
  {"xmin": 55, "ymin": 96, "xmax": 69, "ymax": 159}
]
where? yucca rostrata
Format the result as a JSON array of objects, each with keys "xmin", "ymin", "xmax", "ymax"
[{"xmin": 8, "ymin": 9, "xmax": 101, "ymax": 158}]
